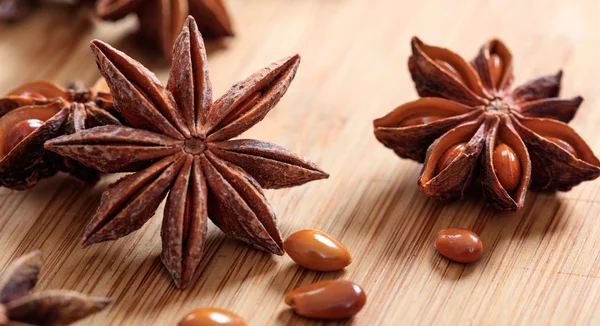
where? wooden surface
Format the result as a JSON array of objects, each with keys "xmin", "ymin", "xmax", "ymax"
[{"xmin": 2, "ymin": 0, "xmax": 600, "ymax": 325}]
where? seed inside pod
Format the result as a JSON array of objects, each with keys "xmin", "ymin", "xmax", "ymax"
[
  {"xmin": 489, "ymin": 53, "xmax": 503, "ymax": 87},
  {"xmin": 546, "ymin": 136, "xmax": 577, "ymax": 157},
  {"xmin": 178, "ymin": 308, "xmax": 246, "ymax": 326},
  {"xmin": 285, "ymin": 280, "xmax": 366, "ymax": 320},
  {"xmin": 400, "ymin": 114, "xmax": 443, "ymax": 127},
  {"xmin": 435, "ymin": 59, "xmax": 463, "ymax": 82},
  {"xmin": 436, "ymin": 142, "xmax": 467, "ymax": 174},
  {"xmin": 492, "ymin": 143, "xmax": 521, "ymax": 193},
  {"xmin": 435, "ymin": 228, "xmax": 483, "ymax": 263},
  {"xmin": 3, "ymin": 119, "xmax": 44, "ymax": 154},
  {"xmin": 284, "ymin": 229, "xmax": 352, "ymax": 271}
]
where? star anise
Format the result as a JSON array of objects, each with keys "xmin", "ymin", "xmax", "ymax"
[
  {"xmin": 0, "ymin": 251, "xmax": 111, "ymax": 326},
  {"xmin": 45, "ymin": 16, "xmax": 328, "ymax": 288},
  {"xmin": 374, "ymin": 37, "xmax": 600, "ymax": 211},
  {"xmin": 96, "ymin": 0, "xmax": 233, "ymax": 58},
  {"xmin": 0, "ymin": 79, "xmax": 121, "ymax": 189}
]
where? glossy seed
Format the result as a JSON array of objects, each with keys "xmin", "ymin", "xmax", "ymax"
[
  {"xmin": 178, "ymin": 308, "xmax": 246, "ymax": 326},
  {"xmin": 493, "ymin": 143, "xmax": 521, "ymax": 193},
  {"xmin": 19, "ymin": 91, "xmax": 46, "ymax": 100},
  {"xmin": 400, "ymin": 114, "xmax": 443, "ymax": 127},
  {"xmin": 284, "ymin": 229, "xmax": 352, "ymax": 271},
  {"xmin": 436, "ymin": 142, "xmax": 467, "ymax": 174},
  {"xmin": 489, "ymin": 53, "xmax": 503, "ymax": 87},
  {"xmin": 547, "ymin": 136, "xmax": 577, "ymax": 157},
  {"xmin": 285, "ymin": 280, "xmax": 366, "ymax": 320},
  {"xmin": 435, "ymin": 228, "xmax": 483, "ymax": 263},
  {"xmin": 434, "ymin": 59, "xmax": 462, "ymax": 82},
  {"xmin": 3, "ymin": 119, "xmax": 44, "ymax": 154}
]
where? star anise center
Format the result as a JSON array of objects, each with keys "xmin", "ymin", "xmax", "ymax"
[
  {"xmin": 484, "ymin": 98, "xmax": 510, "ymax": 115},
  {"xmin": 183, "ymin": 137, "xmax": 206, "ymax": 155}
]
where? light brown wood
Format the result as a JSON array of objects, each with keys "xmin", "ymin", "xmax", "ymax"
[{"xmin": 2, "ymin": 0, "xmax": 600, "ymax": 325}]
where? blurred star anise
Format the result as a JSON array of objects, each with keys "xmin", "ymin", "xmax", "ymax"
[
  {"xmin": 374, "ymin": 37, "xmax": 600, "ymax": 210},
  {"xmin": 96, "ymin": 0, "xmax": 233, "ymax": 58},
  {"xmin": 0, "ymin": 251, "xmax": 111, "ymax": 326},
  {"xmin": 45, "ymin": 17, "xmax": 328, "ymax": 288},
  {"xmin": 0, "ymin": 79, "xmax": 121, "ymax": 189}
]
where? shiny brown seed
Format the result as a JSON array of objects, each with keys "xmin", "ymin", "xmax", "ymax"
[
  {"xmin": 178, "ymin": 308, "xmax": 246, "ymax": 326},
  {"xmin": 547, "ymin": 136, "xmax": 577, "ymax": 157},
  {"xmin": 285, "ymin": 280, "xmax": 366, "ymax": 320},
  {"xmin": 435, "ymin": 59, "xmax": 463, "ymax": 82},
  {"xmin": 436, "ymin": 142, "xmax": 467, "ymax": 174},
  {"xmin": 435, "ymin": 228, "xmax": 483, "ymax": 263},
  {"xmin": 492, "ymin": 143, "xmax": 521, "ymax": 193},
  {"xmin": 3, "ymin": 119, "xmax": 44, "ymax": 154},
  {"xmin": 489, "ymin": 53, "xmax": 503, "ymax": 87},
  {"xmin": 284, "ymin": 229, "xmax": 352, "ymax": 271},
  {"xmin": 400, "ymin": 114, "xmax": 443, "ymax": 127},
  {"xmin": 18, "ymin": 91, "xmax": 46, "ymax": 100}
]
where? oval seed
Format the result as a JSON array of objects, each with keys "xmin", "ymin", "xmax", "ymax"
[
  {"xmin": 400, "ymin": 115, "xmax": 443, "ymax": 127},
  {"xmin": 285, "ymin": 280, "xmax": 366, "ymax": 320},
  {"xmin": 284, "ymin": 229, "xmax": 352, "ymax": 271},
  {"xmin": 435, "ymin": 59, "xmax": 463, "ymax": 82},
  {"xmin": 178, "ymin": 308, "xmax": 246, "ymax": 326},
  {"xmin": 435, "ymin": 228, "xmax": 483, "ymax": 263},
  {"xmin": 436, "ymin": 142, "xmax": 467, "ymax": 174},
  {"xmin": 19, "ymin": 91, "xmax": 46, "ymax": 100},
  {"xmin": 3, "ymin": 119, "xmax": 44, "ymax": 154},
  {"xmin": 489, "ymin": 53, "xmax": 503, "ymax": 87},
  {"xmin": 493, "ymin": 143, "xmax": 521, "ymax": 193},
  {"xmin": 546, "ymin": 136, "xmax": 577, "ymax": 157}
]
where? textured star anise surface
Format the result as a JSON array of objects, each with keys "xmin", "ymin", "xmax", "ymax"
[
  {"xmin": 96, "ymin": 0, "xmax": 233, "ymax": 58},
  {"xmin": 0, "ymin": 251, "xmax": 111, "ymax": 326},
  {"xmin": 0, "ymin": 79, "xmax": 121, "ymax": 190},
  {"xmin": 374, "ymin": 37, "xmax": 600, "ymax": 211},
  {"xmin": 45, "ymin": 17, "xmax": 328, "ymax": 288}
]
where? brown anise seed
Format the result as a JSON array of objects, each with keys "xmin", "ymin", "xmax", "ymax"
[
  {"xmin": 489, "ymin": 53, "xmax": 503, "ymax": 87},
  {"xmin": 493, "ymin": 143, "xmax": 521, "ymax": 193},
  {"xmin": 285, "ymin": 280, "xmax": 366, "ymax": 320},
  {"xmin": 435, "ymin": 60, "xmax": 463, "ymax": 82},
  {"xmin": 19, "ymin": 91, "xmax": 46, "ymax": 100},
  {"xmin": 400, "ymin": 115, "xmax": 443, "ymax": 127},
  {"xmin": 436, "ymin": 142, "xmax": 467, "ymax": 175},
  {"xmin": 547, "ymin": 136, "xmax": 577, "ymax": 157},
  {"xmin": 178, "ymin": 308, "xmax": 246, "ymax": 326},
  {"xmin": 3, "ymin": 119, "xmax": 44, "ymax": 154},
  {"xmin": 284, "ymin": 229, "xmax": 352, "ymax": 272},
  {"xmin": 435, "ymin": 228, "xmax": 483, "ymax": 263}
]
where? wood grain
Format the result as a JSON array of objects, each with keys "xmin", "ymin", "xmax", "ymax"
[{"xmin": 2, "ymin": 0, "xmax": 600, "ymax": 325}]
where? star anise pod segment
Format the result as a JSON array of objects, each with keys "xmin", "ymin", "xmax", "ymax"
[
  {"xmin": 374, "ymin": 37, "xmax": 600, "ymax": 210},
  {"xmin": 0, "ymin": 251, "xmax": 111, "ymax": 325},
  {"xmin": 46, "ymin": 17, "xmax": 328, "ymax": 288}
]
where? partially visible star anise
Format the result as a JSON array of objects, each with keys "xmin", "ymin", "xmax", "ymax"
[
  {"xmin": 45, "ymin": 17, "xmax": 328, "ymax": 288},
  {"xmin": 0, "ymin": 79, "xmax": 121, "ymax": 189},
  {"xmin": 374, "ymin": 37, "xmax": 600, "ymax": 211},
  {"xmin": 0, "ymin": 251, "xmax": 111, "ymax": 325},
  {"xmin": 96, "ymin": 0, "xmax": 233, "ymax": 58}
]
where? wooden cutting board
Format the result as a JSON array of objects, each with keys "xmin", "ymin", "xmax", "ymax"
[{"xmin": 1, "ymin": 0, "xmax": 600, "ymax": 324}]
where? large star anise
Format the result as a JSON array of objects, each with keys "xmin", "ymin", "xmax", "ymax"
[
  {"xmin": 0, "ymin": 251, "xmax": 111, "ymax": 325},
  {"xmin": 0, "ymin": 79, "xmax": 120, "ymax": 190},
  {"xmin": 96, "ymin": 0, "xmax": 233, "ymax": 58},
  {"xmin": 45, "ymin": 17, "xmax": 328, "ymax": 288},
  {"xmin": 374, "ymin": 37, "xmax": 600, "ymax": 211}
]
